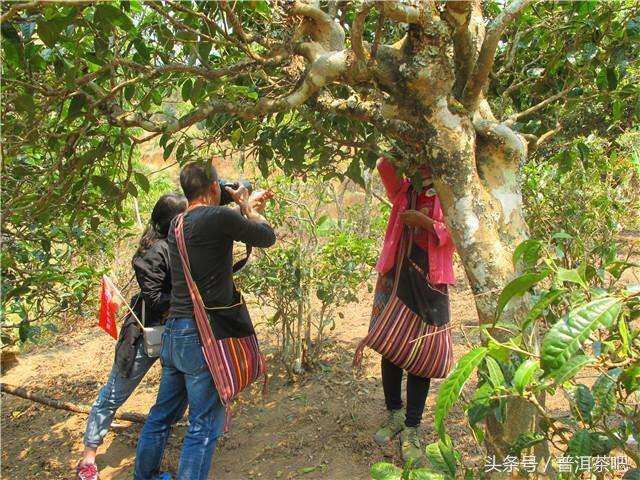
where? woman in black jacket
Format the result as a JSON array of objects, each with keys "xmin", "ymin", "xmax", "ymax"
[{"xmin": 76, "ymin": 193, "xmax": 187, "ymax": 480}]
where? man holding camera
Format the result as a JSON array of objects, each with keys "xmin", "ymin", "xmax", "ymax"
[{"xmin": 134, "ymin": 162, "xmax": 275, "ymax": 480}]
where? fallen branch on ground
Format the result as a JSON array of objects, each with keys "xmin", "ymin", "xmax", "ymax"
[{"xmin": 0, "ymin": 383, "xmax": 147, "ymax": 424}]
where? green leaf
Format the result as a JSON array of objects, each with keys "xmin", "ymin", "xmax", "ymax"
[
  {"xmin": 606, "ymin": 67, "xmax": 618, "ymax": 90},
  {"xmin": 567, "ymin": 429, "xmax": 592, "ymax": 457},
  {"xmin": 408, "ymin": 470, "xmax": 445, "ymax": 480},
  {"xmin": 163, "ymin": 142, "xmax": 175, "ymax": 160},
  {"xmin": 485, "ymin": 356, "xmax": 505, "ymax": 388},
  {"xmin": 66, "ymin": 95, "xmax": 86, "ymax": 122},
  {"xmin": 18, "ymin": 322, "xmax": 28, "ymax": 342},
  {"xmin": 176, "ymin": 143, "xmax": 186, "ymax": 161},
  {"xmin": 191, "ymin": 78, "xmax": 205, "ymax": 103},
  {"xmin": 590, "ymin": 432, "xmax": 613, "ymax": 456},
  {"xmin": 435, "ymin": 347, "xmax": 487, "ymax": 439},
  {"xmin": 550, "ymin": 354, "xmax": 594, "ymax": 384},
  {"xmin": 425, "ymin": 441, "xmax": 456, "ymax": 477},
  {"xmin": 555, "ymin": 267, "xmax": 587, "ymax": 288},
  {"xmin": 124, "ymin": 85, "xmax": 136, "ymax": 102},
  {"xmin": 181, "ymin": 79, "xmax": 193, "ymax": 102},
  {"xmin": 15, "ymin": 94, "xmax": 35, "ymax": 115},
  {"xmin": 134, "ymin": 172, "xmax": 150, "ymax": 193},
  {"xmin": 346, "ymin": 158, "xmax": 365, "ymax": 188},
  {"xmin": 249, "ymin": 0, "xmax": 271, "ymax": 15},
  {"xmin": 198, "ymin": 41, "xmax": 212, "ymax": 59},
  {"xmin": 592, "ymin": 369, "xmax": 620, "ymax": 416},
  {"xmin": 487, "ymin": 339, "xmax": 510, "ymax": 363},
  {"xmin": 496, "ymin": 271, "xmax": 550, "ymax": 319},
  {"xmin": 36, "ymin": 16, "xmax": 71, "ymax": 48},
  {"xmin": 623, "ymin": 468, "xmax": 640, "ymax": 480},
  {"xmin": 91, "ymin": 175, "xmax": 119, "ymax": 196},
  {"xmin": 522, "ymin": 289, "xmax": 565, "ymax": 330},
  {"xmin": 466, "ymin": 382, "xmax": 493, "ymax": 428},
  {"xmin": 620, "ymin": 362, "xmax": 640, "ymax": 395},
  {"xmin": 133, "ymin": 38, "xmax": 150, "ymax": 63},
  {"xmin": 512, "ymin": 359, "xmax": 540, "ymax": 393},
  {"xmin": 508, "ymin": 431, "xmax": 545, "ymax": 456},
  {"xmin": 370, "ymin": 462, "xmax": 402, "ymax": 480},
  {"xmin": 95, "ymin": 4, "xmax": 134, "ymax": 31},
  {"xmin": 513, "ymin": 239, "xmax": 542, "ymax": 269},
  {"xmin": 541, "ymin": 297, "xmax": 621, "ymax": 372},
  {"xmin": 573, "ymin": 385, "xmax": 594, "ymax": 423}
]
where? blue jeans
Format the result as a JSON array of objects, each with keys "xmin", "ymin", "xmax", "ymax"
[
  {"xmin": 134, "ymin": 318, "xmax": 225, "ymax": 480},
  {"xmin": 84, "ymin": 341, "xmax": 157, "ymax": 448}
]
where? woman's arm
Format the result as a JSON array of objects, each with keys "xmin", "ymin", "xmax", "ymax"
[
  {"xmin": 419, "ymin": 207, "xmax": 452, "ymax": 246},
  {"xmin": 399, "ymin": 209, "xmax": 452, "ymax": 247},
  {"xmin": 399, "ymin": 210, "xmax": 436, "ymax": 233},
  {"xmin": 376, "ymin": 157, "xmax": 403, "ymax": 201}
]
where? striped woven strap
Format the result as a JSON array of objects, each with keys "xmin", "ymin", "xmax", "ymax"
[{"xmin": 174, "ymin": 213, "xmax": 234, "ymax": 404}]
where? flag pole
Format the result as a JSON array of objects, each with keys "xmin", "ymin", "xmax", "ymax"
[{"xmin": 103, "ymin": 275, "xmax": 144, "ymax": 329}]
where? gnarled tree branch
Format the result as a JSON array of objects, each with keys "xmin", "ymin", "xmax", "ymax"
[
  {"xmin": 378, "ymin": 0, "xmax": 433, "ymax": 25},
  {"xmin": 444, "ymin": 0, "xmax": 485, "ymax": 99},
  {"xmin": 287, "ymin": 0, "xmax": 345, "ymax": 51},
  {"xmin": 463, "ymin": 0, "xmax": 534, "ymax": 111},
  {"xmin": 312, "ymin": 93, "xmax": 418, "ymax": 145}
]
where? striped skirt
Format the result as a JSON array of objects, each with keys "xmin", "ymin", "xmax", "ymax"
[{"xmin": 364, "ymin": 273, "xmax": 453, "ymax": 379}]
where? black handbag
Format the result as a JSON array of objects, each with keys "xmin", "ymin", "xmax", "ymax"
[{"xmin": 395, "ymin": 188, "xmax": 450, "ymax": 327}]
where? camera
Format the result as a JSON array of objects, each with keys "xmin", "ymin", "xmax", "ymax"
[{"xmin": 219, "ymin": 179, "xmax": 252, "ymax": 206}]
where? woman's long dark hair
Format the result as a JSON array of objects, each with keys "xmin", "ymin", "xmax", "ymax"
[{"xmin": 135, "ymin": 193, "xmax": 187, "ymax": 257}]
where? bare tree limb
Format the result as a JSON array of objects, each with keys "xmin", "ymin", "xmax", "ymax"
[
  {"xmin": 504, "ymin": 86, "xmax": 572, "ymax": 126},
  {"xmin": 536, "ymin": 122, "xmax": 562, "ymax": 148},
  {"xmin": 219, "ymin": 0, "xmax": 253, "ymax": 44},
  {"xmin": 352, "ymin": 2, "xmax": 372, "ymax": 66},
  {"xmin": 474, "ymin": 118, "xmax": 528, "ymax": 163},
  {"xmin": 0, "ymin": 1, "xmax": 42, "ymax": 24},
  {"xmin": 288, "ymin": 0, "xmax": 345, "ymax": 50},
  {"xmin": 82, "ymin": 46, "xmax": 349, "ymax": 135},
  {"xmin": 327, "ymin": 0, "xmax": 340, "ymax": 18},
  {"xmin": 463, "ymin": 0, "xmax": 534, "ymax": 111},
  {"xmin": 444, "ymin": 0, "xmax": 484, "ymax": 99},
  {"xmin": 216, "ymin": 0, "xmax": 277, "ymax": 61},
  {"xmin": 1, "ymin": 383, "xmax": 147, "ymax": 424},
  {"xmin": 378, "ymin": 0, "xmax": 432, "ymax": 25}
]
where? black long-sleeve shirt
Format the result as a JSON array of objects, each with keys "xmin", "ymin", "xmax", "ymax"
[
  {"xmin": 167, "ymin": 205, "xmax": 276, "ymax": 318},
  {"xmin": 131, "ymin": 239, "xmax": 172, "ymax": 326}
]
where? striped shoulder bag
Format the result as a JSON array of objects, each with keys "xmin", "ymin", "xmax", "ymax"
[
  {"xmin": 174, "ymin": 213, "xmax": 266, "ymax": 408},
  {"xmin": 354, "ymin": 193, "xmax": 454, "ymax": 379}
]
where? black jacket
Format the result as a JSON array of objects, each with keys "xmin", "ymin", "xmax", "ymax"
[
  {"xmin": 114, "ymin": 239, "xmax": 172, "ymax": 376},
  {"xmin": 132, "ymin": 239, "xmax": 172, "ymax": 326}
]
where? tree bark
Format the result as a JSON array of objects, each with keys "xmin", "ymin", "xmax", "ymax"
[{"xmin": 416, "ymin": 99, "xmax": 541, "ymax": 462}]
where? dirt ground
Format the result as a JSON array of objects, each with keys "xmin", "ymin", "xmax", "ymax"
[{"xmin": 1, "ymin": 262, "xmax": 483, "ymax": 480}]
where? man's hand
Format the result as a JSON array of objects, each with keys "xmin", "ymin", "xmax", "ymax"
[
  {"xmin": 225, "ymin": 184, "xmax": 249, "ymax": 206},
  {"xmin": 248, "ymin": 189, "xmax": 273, "ymax": 213}
]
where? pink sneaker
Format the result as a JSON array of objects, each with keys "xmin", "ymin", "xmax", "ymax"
[{"xmin": 76, "ymin": 462, "xmax": 99, "ymax": 480}]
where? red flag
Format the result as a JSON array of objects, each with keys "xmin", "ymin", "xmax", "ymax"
[{"xmin": 98, "ymin": 275, "xmax": 119, "ymax": 339}]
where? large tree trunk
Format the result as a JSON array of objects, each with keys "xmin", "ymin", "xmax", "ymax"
[{"xmin": 425, "ymin": 100, "xmax": 541, "ymax": 460}]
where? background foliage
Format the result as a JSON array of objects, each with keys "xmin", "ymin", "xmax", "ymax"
[
  {"xmin": 1, "ymin": 0, "xmax": 639, "ymax": 475},
  {"xmin": 239, "ymin": 173, "xmax": 385, "ymax": 378}
]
